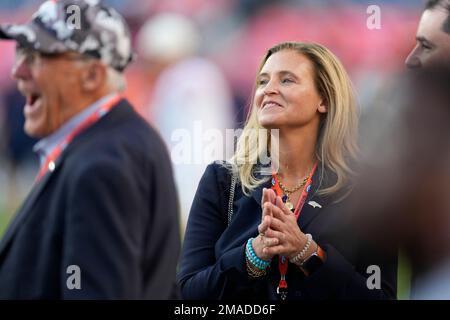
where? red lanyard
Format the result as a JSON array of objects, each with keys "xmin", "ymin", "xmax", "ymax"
[
  {"xmin": 35, "ymin": 94, "xmax": 122, "ymax": 182},
  {"xmin": 271, "ymin": 161, "xmax": 318, "ymax": 300}
]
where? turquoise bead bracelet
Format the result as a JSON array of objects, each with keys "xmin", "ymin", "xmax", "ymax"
[{"xmin": 246, "ymin": 238, "xmax": 271, "ymax": 269}]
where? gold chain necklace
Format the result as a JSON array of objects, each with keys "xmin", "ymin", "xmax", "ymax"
[{"xmin": 277, "ymin": 175, "xmax": 309, "ymax": 211}]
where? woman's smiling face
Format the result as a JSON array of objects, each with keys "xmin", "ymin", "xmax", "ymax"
[{"xmin": 255, "ymin": 49, "xmax": 327, "ymax": 130}]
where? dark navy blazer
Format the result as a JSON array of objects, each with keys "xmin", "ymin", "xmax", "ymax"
[
  {"xmin": 177, "ymin": 162, "xmax": 397, "ymax": 300},
  {"xmin": 0, "ymin": 99, "xmax": 181, "ymax": 299}
]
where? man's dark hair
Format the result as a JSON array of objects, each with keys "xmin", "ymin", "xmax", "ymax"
[{"xmin": 426, "ymin": 0, "xmax": 450, "ymax": 34}]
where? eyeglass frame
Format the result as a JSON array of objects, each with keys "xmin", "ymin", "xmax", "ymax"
[{"xmin": 14, "ymin": 46, "xmax": 95, "ymax": 68}]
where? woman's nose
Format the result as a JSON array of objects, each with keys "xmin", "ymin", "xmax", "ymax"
[{"xmin": 263, "ymin": 79, "xmax": 279, "ymax": 95}]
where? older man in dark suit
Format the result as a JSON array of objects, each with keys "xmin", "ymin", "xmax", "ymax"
[{"xmin": 0, "ymin": 0, "xmax": 180, "ymax": 299}]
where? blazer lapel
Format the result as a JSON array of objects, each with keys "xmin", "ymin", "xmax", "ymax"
[
  {"xmin": 297, "ymin": 192, "xmax": 329, "ymax": 230},
  {"xmin": 0, "ymin": 155, "xmax": 64, "ymax": 257},
  {"xmin": 297, "ymin": 165, "xmax": 335, "ymax": 230}
]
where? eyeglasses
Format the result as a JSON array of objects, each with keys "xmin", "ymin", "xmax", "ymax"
[{"xmin": 15, "ymin": 47, "xmax": 91, "ymax": 67}]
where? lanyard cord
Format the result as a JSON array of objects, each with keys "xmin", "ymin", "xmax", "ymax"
[
  {"xmin": 271, "ymin": 161, "xmax": 318, "ymax": 300},
  {"xmin": 35, "ymin": 94, "xmax": 122, "ymax": 182}
]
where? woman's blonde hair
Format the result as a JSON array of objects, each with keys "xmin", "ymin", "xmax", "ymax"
[{"xmin": 229, "ymin": 41, "xmax": 359, "ymax": 199}]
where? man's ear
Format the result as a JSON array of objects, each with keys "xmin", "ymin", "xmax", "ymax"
[
  {"xmin": 318, "ymin": 98, "xmax": 328, "ymax": 114},
  {"xmin": 80, "ymin": 62, "xmax": 106, "ymax": 92}
]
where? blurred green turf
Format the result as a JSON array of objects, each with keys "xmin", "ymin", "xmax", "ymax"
[
  {"xmin": 0, "ymin": 210, "xmax": 9, "ymax": 237},
  {"xmin": 397, "ymin": 251, "xmax": 412, "ymax": 300},
  {"xmin": 0, "ymin": 203, "xmax": 19, "ymax": 237}
]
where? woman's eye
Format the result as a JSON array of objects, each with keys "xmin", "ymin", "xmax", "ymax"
[
  {"xmin": 258, "ymin": 79, "xmax": 268, "ymax": 86},
  {"xmin": 281, "ymin": 78, "xmax": 294, "ymax": 84}
]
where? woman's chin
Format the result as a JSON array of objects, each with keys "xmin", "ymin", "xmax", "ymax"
[{"xmin": 258, "ymin": 117, "xmax": 282, "ymax": 129}]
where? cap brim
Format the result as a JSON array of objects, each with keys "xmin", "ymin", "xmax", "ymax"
[
  {"xmin": 0, "ymin": 22, "xmax": 72, "ymax": 54},
  {"xmin": 0, "ymin": 23, "xmax": 39, "ymax": 49},
  {"xmin": 0, "ymin": 26, "xmax": 13, "ymax": 39}
]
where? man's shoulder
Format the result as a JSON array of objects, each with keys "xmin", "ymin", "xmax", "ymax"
[
  {"xmin": 100, "ymin": 99, "xmax": 162, "ymax": 143},
  {"xmin": 73, "ymin": 99, "xmax": 167, "ymax": 154},
  {"xmin": 62, "ymin": 99, "xmax": 171, "ymax": 174}
]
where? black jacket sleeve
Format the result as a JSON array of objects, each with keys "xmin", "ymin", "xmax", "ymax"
[{"xmin": 177, "ymin": 163, "xmax": 252, "ymax": 299}]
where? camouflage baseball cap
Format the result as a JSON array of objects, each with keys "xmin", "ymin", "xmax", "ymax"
[{"xmin": 0, "ymin": 0, "xmax": 134, "ymax": 72}]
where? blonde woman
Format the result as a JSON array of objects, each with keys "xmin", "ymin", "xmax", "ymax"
[{"xmin": 177, "ymin": 42, "xmax": 397, "ymax": 300}]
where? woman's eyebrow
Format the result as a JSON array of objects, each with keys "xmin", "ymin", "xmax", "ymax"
[
  {"xmin": 278, "ymin": 70, "xmax": 299, "ymax": 79},
  {"xmin": 258, "ymin": 70, "xmax": 299, "ymax": 78}
]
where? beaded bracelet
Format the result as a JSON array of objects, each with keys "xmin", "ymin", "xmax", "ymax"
[
  {"xmin": 245, "ymin": 243, "xmax": 269, "ymax": 270},
  {"xmin": 246, "ymin": 238, "xmax": 271, "ymax": 269},
  {"xmin": 247, "ymin": 238, "xmax": 271, "ymax": 268},
  {"xmin": 245, "ymin": 256, "xmax": 267, "ymax": 278},
  {"xmin": 289, "ymin": 233, "xmax": 313, "ymax": 264}
]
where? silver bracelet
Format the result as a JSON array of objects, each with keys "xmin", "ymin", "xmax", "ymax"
[{"xmin": 289, "ymin": 233, "xmax": 312, "ymax": 264}]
